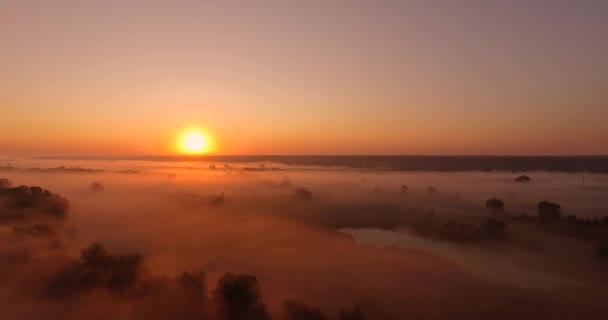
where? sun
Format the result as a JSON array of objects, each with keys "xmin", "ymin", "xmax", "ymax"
[{"xmin": 178, "ymin": 129, "xmax": 211, "ymax": 154}]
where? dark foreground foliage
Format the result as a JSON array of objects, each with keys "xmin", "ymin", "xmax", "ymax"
[{"xmin": 0, "ymin": 185, "xmax": 70, "ymax": 221}]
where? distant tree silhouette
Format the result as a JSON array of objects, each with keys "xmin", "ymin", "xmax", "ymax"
[
  {"xmin": 514, "ymin": 175, "xmax": 531, "ymax": 183},
  {"xmin": 0, "ymin": 185, "xmax": 69, "ymax": 221},
  {"xmin": 400, "ymin": 185, "xmax": 408, "ymax": 193},
  {"xmin": 90, "ymin": 181, "xmax": 104, "ymax": 192},
  {"xmin": 427, "ymin": 187, "xmax": 437, "ymax": 194},
  {"xmin": 537, "ymin": 201, "xmax": 561, "ymax": 223},
  {"xmin": 294, "ymin": 188, "xmax": 313, "ymax": 201},
  {"xmin": 485, "ymin": 198, "xmax": 505, "ymax": 211},
  {"xmin": 214, "ymin": 273, "xmax": 269, "ymax": 320},
  {"xmin": 79, "ymin": 242, "xmax": 145, "ymax": 291}
]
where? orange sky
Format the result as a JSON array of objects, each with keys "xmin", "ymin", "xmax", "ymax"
[{"xmin": 1, "ymin": 1, "xmax": 607, "ymax": 156}]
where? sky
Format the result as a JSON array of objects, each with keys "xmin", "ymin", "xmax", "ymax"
[{"xmin": 1, "ymin": 0, "xmax": 607, "ymax": 156}]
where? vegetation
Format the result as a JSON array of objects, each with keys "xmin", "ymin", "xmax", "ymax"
[
  {"xmin": 90, "ymin": 181, "xmax": 105, "ymax": 192},
  {"xmin": 0, "ymin": 185, "xmax": 70, "ymax": 221},
  {"xmin": 537, "ymin": 201, "xmax": 561, "ymax": 223}
]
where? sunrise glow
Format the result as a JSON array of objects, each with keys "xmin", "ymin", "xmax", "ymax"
[{"xmin": 177, "ymin": 129, "xmax": 212, "ymax": 154}]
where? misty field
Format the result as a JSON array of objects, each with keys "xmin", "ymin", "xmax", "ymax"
[{"xmin": 2, "ymin": 159, "xmax": 608, "ymax": 320}]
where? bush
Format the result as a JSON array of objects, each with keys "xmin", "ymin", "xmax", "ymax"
[
  {"xmin": 514, "ymin": 175, "xmax": 531, "ymax": 183},
  {"xmin": 485, "ymin": 198, "xmax": 505, "ymax": 210}
]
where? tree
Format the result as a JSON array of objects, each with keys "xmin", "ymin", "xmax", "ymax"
[
  {"xmin": 90, "ymin": 181, "xmax": 104, "ymax": 192},
  {"xmin": 537, "ymin": 201, "xmax": 561, "ymax": 223},
  {"xmin": 214, "ymin": 273, "xmax": 269, "ymax": 320}
]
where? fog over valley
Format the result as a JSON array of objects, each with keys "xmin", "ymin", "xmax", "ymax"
[{"xmin": 2, "ymin": 158, "xmax": 608, "ymax": 319}]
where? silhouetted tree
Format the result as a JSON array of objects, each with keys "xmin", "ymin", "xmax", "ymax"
[
  {"xmin": 400, "ymin": 185, "xmax": 408, "ymax": 193},
  {"xmin": 214, "ymin": 273, "xmax": 269, "ymax": 320},
  {"xmin": 485, "ymin": 198, "xmax": 505, "ymax": 211},
  {"xmin": 427, "ymin": 187, "xmax": 437, "ymax": 194},
  {"xmin": 0, "ymin": 185, "xmax": 69, "ymax": 221},
  {"xmin": 90, "ymin": 181, "xmax": 104, "ymax": 192},
  {"xmin": 537, "ymin": 201, "xmax": 561, "ymax": 223},
  {"xmin": 79, "ymin": 242, "xmax": 145, "ymax": 291}
]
